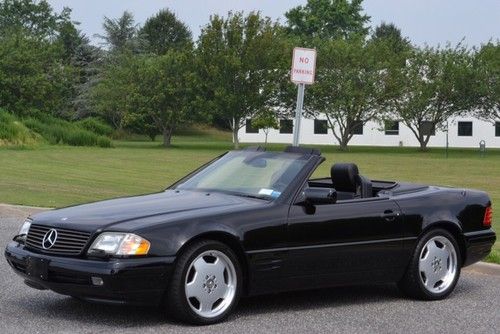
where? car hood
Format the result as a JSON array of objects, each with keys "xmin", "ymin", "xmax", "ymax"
[{"xmin": 30, "ymin": 190, "xmax": 263, "ymax": 233}]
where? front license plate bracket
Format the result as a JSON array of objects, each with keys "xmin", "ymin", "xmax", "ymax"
[{"xmin": 26, "ymin": 257, "xmax": 49, "ymax": 280}]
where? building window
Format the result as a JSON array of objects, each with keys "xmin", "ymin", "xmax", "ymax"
[
  {"xmin": 348, "ymin": 119, "xmax": 363, "ymax": 135},
  {"xmin": 496, "ymin": 122, "xmax": 500, "ymax": 137},
  {"xmin": 245, "ymin": 119, "xmax": 258, "ymax": 133},
  {"xmin": 314, "ymin": 120, "xmax": 328, "ymax": 134},
  {"xmin": 420, "ymin": 121, "xmax": 435, "ymax": 136},
  {"xmin": 385, "ymin": 120, "xmax": 399, "ymax": 135},
  {"xmin": 279, "ymin": 119, "xmax": 293, "ymax": 134},
  {"xmin": 457, "ymin": 121, "xmax": 473, "ymax": 136}
]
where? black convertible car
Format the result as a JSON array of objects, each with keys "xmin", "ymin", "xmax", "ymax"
[{"xmin": 5, "ymin": 146, "xmax": 496, "ymax": 324}]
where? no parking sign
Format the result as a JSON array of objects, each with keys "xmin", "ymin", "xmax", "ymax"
[
  {"xmin": 291, "ymin": 47, "xmax": 317, "ymax": 84},
  {"xmin": 290, "ymin": 47, "xmax": 317, "ymax": 146}
]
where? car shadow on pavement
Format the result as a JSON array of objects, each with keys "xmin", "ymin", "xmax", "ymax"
[
  {"xmin": 237, "ymin": 284, "xmax": 402, "ymax": 315},
  {"xmin": 10, "ymin": 280, "xmax": 478, "ymax": 327}
]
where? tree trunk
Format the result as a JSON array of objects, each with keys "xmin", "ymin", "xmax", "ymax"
[
  {"xmin": 418, "ymin": 133, "xmax": 429, "ymax": 152},
  {"xmin": 162, "ymin": 128, "xmax": 172, "ymax": 148},
  {"xmin": 232, "ymin": 128, "xmax": 239, "ymax": 149},
  {"xmin": 338, "ymin": 134, "xmax": 350, "ymax": 151},
  {"xmin": 231, "ymin": 118, "xmax": 239, "ymax": 149}
]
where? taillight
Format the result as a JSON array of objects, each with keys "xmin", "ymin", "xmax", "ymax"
[{"xmin": 483, "ymin": 206, "xmax": 492, "ymax": 227}]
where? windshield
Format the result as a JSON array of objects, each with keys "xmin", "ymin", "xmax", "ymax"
[{"xmin": 175, "ymin": 151, "xmax": 310, "ymax": 200}]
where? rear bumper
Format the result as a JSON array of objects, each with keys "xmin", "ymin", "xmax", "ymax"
[
  {"xmin": 463, "ymin": 229, "xmax": 496, "ymax": 266},
  {"xmin": 5, "ymin": 241, "xmax": 175, "ymax": 306}
]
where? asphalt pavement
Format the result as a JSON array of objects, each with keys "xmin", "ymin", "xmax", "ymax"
[{"xmin": 1, "ymin": 204, "xmax": 499, "ymax": 334}]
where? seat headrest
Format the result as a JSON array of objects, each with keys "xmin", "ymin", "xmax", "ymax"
[{"xmin": 331, "ymin": 163, "xmax": 360, "ymax": 193}]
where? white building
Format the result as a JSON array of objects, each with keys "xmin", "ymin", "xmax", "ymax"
[{"xmin": 239, "ymin": 116, "xmax": 500, "ymax": 149}]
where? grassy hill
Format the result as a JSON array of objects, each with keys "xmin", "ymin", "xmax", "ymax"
[
  {"xmin": 0, "ymin": 110, "xmax": 112, "ymax": 148},
  {"xmin": 0, "ymin": 110, "xmax": 39, "ymax": 146}
]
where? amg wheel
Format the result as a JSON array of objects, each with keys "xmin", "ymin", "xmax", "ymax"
[
  {"xmin": 398, "ymin": 228, "xmax": 461, "ymax": 300},
  {"xmin": 166, "ymin": 240, "xmax": 242, "ymax": 325}
]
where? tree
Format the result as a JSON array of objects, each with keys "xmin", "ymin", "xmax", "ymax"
[
  {"xmin": 474, "ymin": 42, "xmax": 499, "ymax": 122},
  {"xmin": 0, "ymin": 1, "xmax": 97, "ymax": 119},
  {"xmin": 96, "ymin": 11, "xmax": 142, "ymax": 52},
  {"xmin": 126, "ymin": 52, "xmax": 197, "ymax": 147},
  {"xmin": 0, "ymin": 0, "xmax": 71, "ymax": 39},
  {"xmin": 54, "ymin": 19, "xmax": 104, "ymax": 119},
  {"xmin": 91, "ymin": 54, "xmax": 138, "ymax": 129},
  {"xmin": 306, "ymin": 38, "xmax": 394, "ymax": 150},
  {"xmin": 140, "ymin": 9, "xmax": 192, "ymax": 55},
  {"xmin": 370, "ymin": 22, "xmax": 411, "ymax": 54},
  {"xmin": 124, "ymin": 112, "xmax": 160, "ymax": 142},
  {"xmin": 388, "ymin": 45, "xmax": 476, "ymax": 151},
  {"xmin": 285, "ymin": 0, "xmax": 370, "ymax": 40},
  {"xmin": 0, "ymin": 31, "xmax": 69, "ymax": 116},
  {"xmin": 68, "ymin": 37, "xmax": 103, "ymax": 119},
  {"xmin": 251, "ymin": 110, "xmax": 279, "ymax": 146},
  {"xmin": 57, "ymin": 19, "xmax": 84, "ymax": 63},
  {"xmin": 197, "ymin": 11, "xmax": 286, "ymax": 149}
]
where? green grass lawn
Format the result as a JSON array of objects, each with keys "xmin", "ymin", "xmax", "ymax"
[{"xmin": 0, "ymin": 130, "xmax": 498, "ymax": 262}]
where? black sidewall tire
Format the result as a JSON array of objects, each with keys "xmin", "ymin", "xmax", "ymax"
[
  {"xmin": 399, "ymin": 228, "xmax": 461, "ymax": 300},
  {"xmin": 166, "ymin": 240, "xmax": 242, "ymax": 325}
]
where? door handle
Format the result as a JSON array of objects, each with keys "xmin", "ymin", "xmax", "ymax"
[{"xmin": 381, "ymin": 210, "xmax": 399, "ymax": 222}]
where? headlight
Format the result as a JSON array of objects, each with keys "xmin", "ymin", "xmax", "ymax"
[
  {"xmin": 16, "ymin": 219, "xmax": 31, "ymax": 241},
  {"xmin": 88, "ymin": 232, "xmax": 150, "ymax": 256}
]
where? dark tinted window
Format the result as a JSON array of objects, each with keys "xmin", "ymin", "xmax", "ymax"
[
  {"xmin": 385, "ymin": 120, "xmax": 399, "ymax": 135},
  {"xmin": 348, "ymin": 119, "xmax": 363, "ymax": 135},
  {"xmin": 496, "ymin": 122, "xmax": 500, "ymax": 137},
  {"xmin": 420, "ymin": 121, "xmax": 435, "ymax": 136},
  {"xmin": 245, "ymin": 119, "xmax": 258, "ymax": 133},
  {"xmin": 314, "ymin": 120, "xmax": 328, "ymax": 134},
  {"xmin": 457, "ymin": 121, "xmax": 473, "ymax": 136},
  {"xmin": 280, "ymin": 119, "xmax": 293, "ymax": 134}
]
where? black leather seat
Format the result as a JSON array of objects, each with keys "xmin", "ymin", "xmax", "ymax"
[{"xmin": 330, "ymin": 163, "xmax": 372, "ymax": 199}]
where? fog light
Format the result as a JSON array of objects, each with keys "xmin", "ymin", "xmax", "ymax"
[{"xmin": 91, "ymin": 276, "xmax": 104, "ymax": 286}]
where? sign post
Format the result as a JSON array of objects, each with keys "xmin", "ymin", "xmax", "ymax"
[{"xmin": 291, "ymin": 47, "xmax": 317, "ymax": 146}]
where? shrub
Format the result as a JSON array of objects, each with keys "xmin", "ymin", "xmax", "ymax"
[
  {"xmin": 23, "ymin": 115, "xmax": 113, "ymax": 148},
  {"xmin": 97, "ymin": 136, "xmax": 113, "ymax": 148},
  {"xmin": 76, "ymin": 118, "xmax": 114, "ymax": 137},
  {"xmin": 0, "ymin": 110, "xmax": 38, "ymax": 146}
]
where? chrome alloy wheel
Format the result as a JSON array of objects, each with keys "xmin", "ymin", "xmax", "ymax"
[
  {"xmin": 418, "ymin": 236, "xmax": 458, "ymax": 294},
  {"xmin": 184, "ymin": 250, "xmax": 237, "ymax": 318}
]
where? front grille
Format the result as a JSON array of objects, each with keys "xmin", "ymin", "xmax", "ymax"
[{"xmin": 26, "ymin": 224, "xmax": 91, "ymax": 256}]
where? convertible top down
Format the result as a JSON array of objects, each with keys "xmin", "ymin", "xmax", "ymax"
[{"xmin": 5, "ymin": 146, "xmax": 496, "ymax": 324}]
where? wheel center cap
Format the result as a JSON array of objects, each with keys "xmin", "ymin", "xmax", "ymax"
[
  {"xmin": 431, "ymin": 257, "xmax": 442, "ymax": 272},
  {"xmin": 203, "ymin": 275, "xmax": 217, "ymax": 293}
]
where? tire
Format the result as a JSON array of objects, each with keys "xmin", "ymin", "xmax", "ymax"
[
  {"xmin": 398, "ymin": 228, "xmax": 461, "ymax": 300},
  {"xmin": 165, "ymin": 239, "xmax": 242, "ymax": 325}
]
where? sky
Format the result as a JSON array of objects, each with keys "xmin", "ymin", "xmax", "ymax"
[{"xmin": 47, "ymin": 0, "xmax": 500, "ymax": 47}]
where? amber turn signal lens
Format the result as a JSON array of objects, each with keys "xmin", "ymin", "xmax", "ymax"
[
  {"xmin": 117, "ymin": 234, "xmax": 151, "ymax": 255},
  {"xmin": 88, "ymin": 232, "xmax": 151, "ymax": 256}
]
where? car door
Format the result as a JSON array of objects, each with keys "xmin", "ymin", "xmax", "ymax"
[{"xmin": 285, "ymin": 196, "xmax": 407, "ymax": 289}]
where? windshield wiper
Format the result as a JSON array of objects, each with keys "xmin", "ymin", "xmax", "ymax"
[{"xmin": 228, "ymin": 192, "xmax": 271, "ymax": 201}]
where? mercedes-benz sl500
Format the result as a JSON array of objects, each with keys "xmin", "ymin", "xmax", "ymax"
[{"xmin": 5, "ymin": 146, "xmax": 496, "ymax": 324}]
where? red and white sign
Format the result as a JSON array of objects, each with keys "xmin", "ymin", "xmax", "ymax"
[{"xmin": 291, "ymin": 47, "xmax": 317, "ymax": 85}]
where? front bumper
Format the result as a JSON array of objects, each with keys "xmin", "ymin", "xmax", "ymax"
[
  {"xmin": 463, "ymin": 229, "xmax": 496, "ymax": 266},
  {"xmin": 5, "ymin": 241, "xmax": 175, "ymax": 306}
]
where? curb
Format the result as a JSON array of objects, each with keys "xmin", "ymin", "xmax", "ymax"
[
  {"xmin": 464, "ymin": 261, "xmax": 500, "ymax": 277},
  {"xmin": 0, "ymin": 203, "xmax": 49, "ymax": 219},
  {"xmin": 0, "ymin": 203, "xmax": 51, "ymax": 210}
]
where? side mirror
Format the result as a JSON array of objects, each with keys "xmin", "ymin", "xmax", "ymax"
[{"xmin": 303, "ymin": 188, "xmax": 337, "ymax": 205}]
